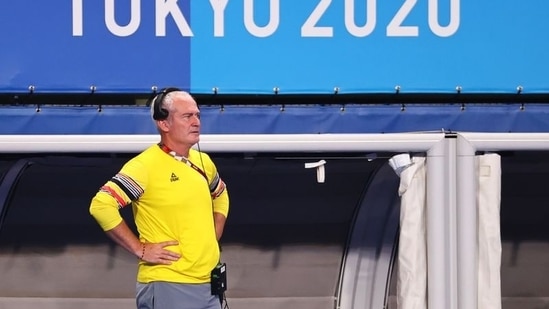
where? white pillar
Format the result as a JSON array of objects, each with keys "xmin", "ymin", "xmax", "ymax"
[
  {"xmin": 456, "ymin": 134, "xmax": 478, "ymax": 309},
  {"xmin": 426, "ymin": 134, "xmax": 458, "ymax": 309}
]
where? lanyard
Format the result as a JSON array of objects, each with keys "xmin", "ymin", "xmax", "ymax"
[{"xmin": 158, "ymin": 143, "xmax": 208, "ymax": 182}]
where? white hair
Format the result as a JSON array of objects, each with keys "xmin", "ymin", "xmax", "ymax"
[{"xmin": 149, "ymin": 90, "xmax": 195, "ymax": 122}]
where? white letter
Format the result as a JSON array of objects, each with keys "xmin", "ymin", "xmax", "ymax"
[
  {"xmin": 73, "ymin": 0, "xmax": 83, "ymax": 36},
  {"xmin": 156, "ymin": 0, "xmax": 193, "ymax": 37},
  {"xmin": 428, "ymin": 0, "xmax": 460, "ymax": 37},
  {"xmin": 301, "ymin": 0, "xmax": 332, "ymax": 37},
  {"xmin": 105, "ymin": 0, "xmax": 141, "ymax": 37},
  {"xmin": 210, "ymin": 0, "xmax": 229, "ymax": 37},
  {"xmin": 345, "ymin": 0, "xmax": 376, "ymax": 37},
  {"xmin": 387, "ymin": 0, "xmax": 418, "ymax": 37},
  {"xmin": 244, "ymin": 0, "xmax": 279, "ymax": 37}
]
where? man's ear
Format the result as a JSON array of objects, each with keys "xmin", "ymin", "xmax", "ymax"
[{"xmin": 157, "ymin": 119, "xmax": 170, "ymax": 132}]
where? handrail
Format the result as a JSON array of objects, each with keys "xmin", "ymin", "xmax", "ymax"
[
  {"xmin": 0, "ymin": 133, "xmax": 445, "ymax": 153},
  {"xmin": 0, "ymin": 159, "xmax": 34, "ymax": 230}
]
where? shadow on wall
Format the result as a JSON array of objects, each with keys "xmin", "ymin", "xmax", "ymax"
[{"xmin": 499, "ymin": 152, "xmax": 549, "ymax": 307}]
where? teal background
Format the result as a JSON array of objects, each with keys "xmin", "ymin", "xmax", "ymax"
[{"xmin": 190, "ymin": 0, "xmax": 549, "ymax": 94}]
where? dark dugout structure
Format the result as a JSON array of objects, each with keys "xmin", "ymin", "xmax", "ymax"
[{"xmin": 0, "ymin": 99, "xmax": 549, "ymax": 309}]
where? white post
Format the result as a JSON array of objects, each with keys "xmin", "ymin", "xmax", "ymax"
[
  {"xmin": 426, "ymin": 134, "xmax": 457, "ymax": 309},
  {"xmin": 456, "ymin": 134, "xmax": 478, "ymax": 309}
]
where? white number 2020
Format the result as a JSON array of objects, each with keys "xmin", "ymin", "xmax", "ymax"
[{"xmin": 302, "ymin": 0, "xmax": 460, "ymax": 37}]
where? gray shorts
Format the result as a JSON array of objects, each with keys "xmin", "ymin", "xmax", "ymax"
[{"xmin": 136, "ymin": 281, "xmax": 221, "ymax": 309}]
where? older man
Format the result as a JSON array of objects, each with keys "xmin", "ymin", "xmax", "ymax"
[{"xmin": 90, "ymin": 88, "xmax": 229, "ymax": 309}]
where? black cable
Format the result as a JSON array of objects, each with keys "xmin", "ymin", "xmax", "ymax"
[{"xmin": 222, "ymin": 292, "xmax": 229, "ymax": 309}]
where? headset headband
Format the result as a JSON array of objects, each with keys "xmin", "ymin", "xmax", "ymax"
[{"xmin": 151, "ymin": 87, "xmax": 181, "ymax": 120}]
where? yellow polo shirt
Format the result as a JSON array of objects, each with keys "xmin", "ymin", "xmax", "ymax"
[{"xmin": 90, "ymin": 145, "xmax": 229, "ymax": 283}]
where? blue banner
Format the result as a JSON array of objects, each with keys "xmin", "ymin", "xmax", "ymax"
[
  {"xmin": 0, "ymin": 1, "xmax": 548, "ymax": 94},
  {"xmin": 1, "ymin": 104, "xmax": 548, "ymax": 134}
]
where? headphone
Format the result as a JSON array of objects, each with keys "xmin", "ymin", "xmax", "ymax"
[{"xmin": 149, "ymin": 87, "xmax": 181, "ymax": 120}]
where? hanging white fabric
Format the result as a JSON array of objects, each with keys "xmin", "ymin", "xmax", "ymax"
[
  {"xmin": 477, "ymin": 154, "xmax": 502, "ymax": 309},
  {"xmin": 396, "ymin": 156, "xmax": 427, "ymax": 309},
  {"xmin": 396, "ymin": 153, "xmax": 502, "ymax": 309}
]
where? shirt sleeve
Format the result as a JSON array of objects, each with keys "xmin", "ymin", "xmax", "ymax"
[
  {"xmin": 213, "ymin": 186, "xmax": 229, "ymax": 217},
  {"xmin": 89, "ymin": 158, "xmax": 147, "ymax": 231},
  {"xmin": 199, "ymin": 151, "xmax": 230, "ymax": 217}
]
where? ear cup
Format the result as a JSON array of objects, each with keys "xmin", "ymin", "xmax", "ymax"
[{"xmin": 151, "ymin": 87, "xmax": 181, "ymax": 120}]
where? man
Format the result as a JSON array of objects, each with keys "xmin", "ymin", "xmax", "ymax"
[{"xmin": 89, "ymin": 88, "xmax": 229, "ymax": 309}]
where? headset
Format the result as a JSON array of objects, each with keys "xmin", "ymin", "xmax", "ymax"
[{"xmin": 148, "ymin": 87, "xmax": 181, "ymax": 120}]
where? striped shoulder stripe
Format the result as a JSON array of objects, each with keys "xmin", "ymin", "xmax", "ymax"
[
  {"xmin": 209, "ymin": 172, "xmax": 221, "ymax": 192},
  {"xmin": 100, "ymin": 185, "xmax": 128, "ymax": 209},
  {"xmin": 209, "ymin": 172, "xmax": 226, "ymax": 199},
  {"xmin": 110, "ymin": 173, "xmax": 144, "ymax": 201}
]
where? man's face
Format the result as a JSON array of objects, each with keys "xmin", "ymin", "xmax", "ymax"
[{"xmin": 164, "ymin": 95, "xmax": 201, "ymax": 147}]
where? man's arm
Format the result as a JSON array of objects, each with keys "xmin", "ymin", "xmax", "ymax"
[
  {"xmin": 104, "ymin": 220, "xmax": 143, "ymax": 257},
  {"xmin": 105, "ymin": 220, "xmax": 181, "ymax": 264},
  {"xmin": 213, "ymin": 212, "xmax": 227, "ymax": 241}
]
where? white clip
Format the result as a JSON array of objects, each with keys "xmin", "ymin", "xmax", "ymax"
[
  {"xmin": 388, "ymin": 153, "xmax": 413, "ymax": 177},
  {"xmin": 305, "ymin": 160, "xmax": 327, "ymax": 183}
]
